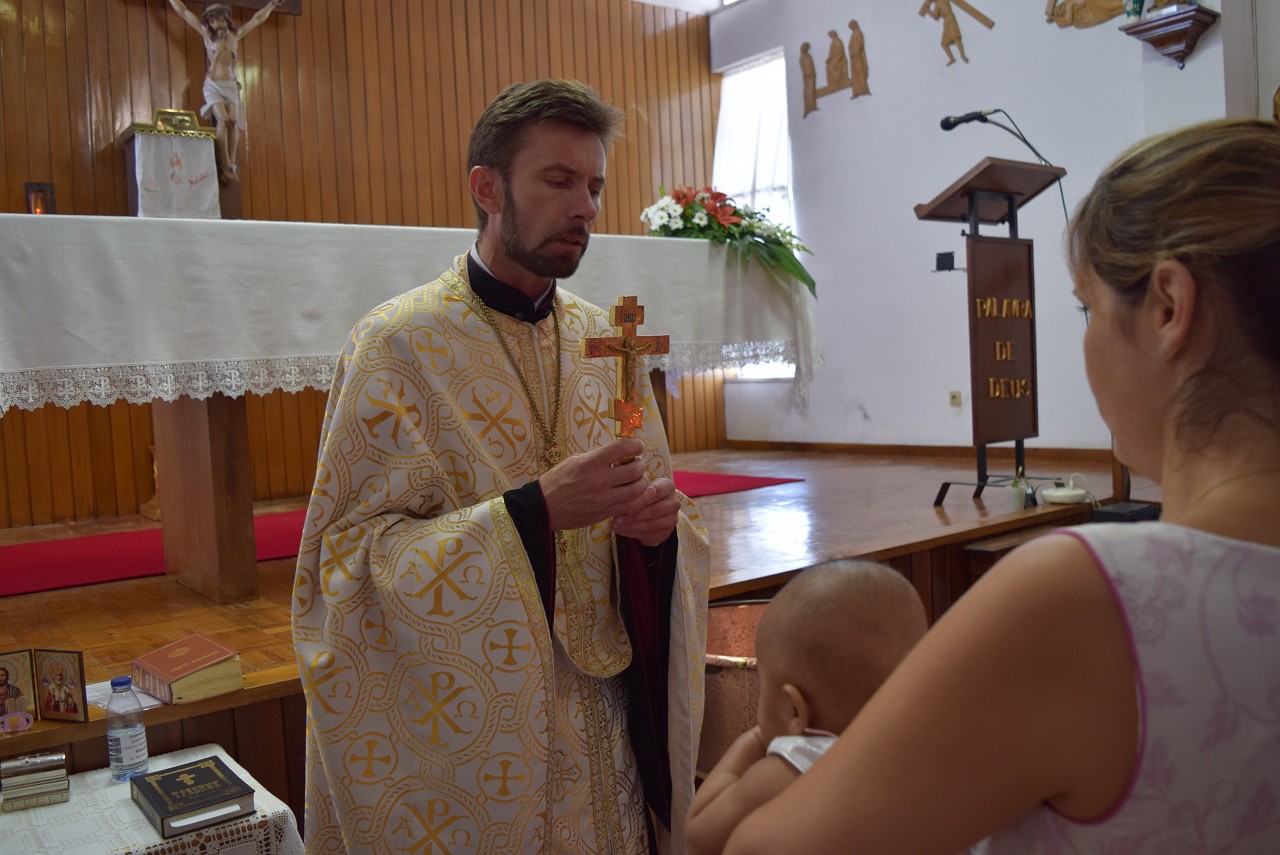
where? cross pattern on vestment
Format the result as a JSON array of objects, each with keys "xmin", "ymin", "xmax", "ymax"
[{"xmin": 579, "ymin": 296, "xmax": 669, "ymax": 441}]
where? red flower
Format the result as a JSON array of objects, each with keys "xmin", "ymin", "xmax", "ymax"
[
  {"xmin": 701, "ymin": 196, "xmax": 742, "ymax": 227},
  {"xmin": 671, "ymin": 185, "xmax": 697, "ymax": 207}
]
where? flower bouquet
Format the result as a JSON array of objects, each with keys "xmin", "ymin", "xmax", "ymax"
[{"xmin": 640, "ymin": 186, "xmax": 816, "ymax": 297}]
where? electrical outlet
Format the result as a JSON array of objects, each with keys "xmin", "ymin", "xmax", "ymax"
[{"xmin": 948, "ymin": 390, "xmax": 963, "ymax": 407}]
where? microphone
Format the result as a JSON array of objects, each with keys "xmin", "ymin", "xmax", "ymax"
[{"xmin": 940, "ymin": 109, "xmax": 997, "ymax": 131}]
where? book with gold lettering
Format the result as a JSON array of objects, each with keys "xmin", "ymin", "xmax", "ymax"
[
  {"xmin": 130, "ymin": 754, "xmax": 255, "ymax": 839},
  {"xmin": 131, "ymin": 634, "xmax": 242, "ymax": 704}
]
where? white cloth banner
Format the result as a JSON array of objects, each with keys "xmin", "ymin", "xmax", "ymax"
[{"xmin": 134, "ymin": 134, "xmax": 220, "ymax": 219}]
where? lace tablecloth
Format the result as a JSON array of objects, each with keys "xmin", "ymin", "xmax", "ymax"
[
  {"xmin": 0, "ymin": 215, "xmax": 819, "ymax": 413},
  {"xmin": 0, "ymin": 744, "xmax": 304, "ymax": 855}
]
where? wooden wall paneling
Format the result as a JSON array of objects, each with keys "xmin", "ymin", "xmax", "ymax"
[
  {"xmin": 531, "ymin": 0, "xmax": 549, "ymax": 77},
  {"xmin": 252, "ymin": 13, "xmax": 286, "ymax": 221},
  {"xmin": 50, "ymin": 406, "xmax": 78, "ymax": 522},
  {"xmin": 343, "ymin": 0, "xmax": 373, "ymax": 224},
  {"xmin": 65, "ymin": 0, "xmax": 97, "ymax": 216},
  {"xmin": 43, "ymin": 0, "xmax": 75, "ymax": 214},
  {"xmin": 246, "ymin": 393, "xmax": 272, "ymax": 499},
  {"xmin": 358, "ymin": 0, "xmax": 387, "ymax": 224},
  {"xmin": 68, "ymin": 403, "xmax": 96, "ymax": 518},
  {"xmin": 588, "ymin": 1, "xmax": 618, "ymax": 235},
  {"xmin": 641, "ymin": 6, "xmax": 664, "ymax": 195},
  {"xmin": 143, "ymin": 0, "xmax": 171, "ymax": 117},
  {"xmin": 0, "ymin": 0, "xmax": 13, "ymax": 213},
  {"xmin": 20, "ymin": 0, "xmax": 52, "ymax": 196},
  {"xmin": 298, "ymin": 389, "xmax": 322, "ymax": 489},
  {"xmin": 715, "ymin": 369, "xmax": 728, "ymax": 446},
  {"xmin": 278, "ymin": 12, "xmax": 308, "ymax": 223},
  {"xmin": 432, "ymin": 0, "xmax": 461, "ymax": 228},
  {"xmin": 322, "ymin": 0, "xmax": 354, "ymax": 224},
  {"xmin": 149, "ymin": 718, "xmax": 186, "ymax": 757},
  {"xmin": 182, "ymin": 708, "xmax": 239, "ymax": 758},
  {"xmin": 262, "ymin": 392, "xmax": 288, "ymax": 498},
  {"xmin": 281, "ymin": 692, "xmax": 308, "ymax": 825},
  {"xmin": 674, "ymin": 13, "xmax": 696, "ymax": 188},
  {"xmin": 679, "ymin": 376, "xmax": 696, "ymax": 453},
  {"xmin": 85, "ymin": 0, "xmax": 117, "ymax": 215},
  {"xmin": 3, "ymin": 413, "xmax": 34, "ymax": 528},
  {"xmin": 88, "ymin": 407, "xmax": 118, "ymax": 517},
  {"xmin": 546, "ymin": 0, "xmax": 565, "ymax": 79},
  {"xmin": 109, "ymin": 401, "xmax": 138, "ymax": 515},
  {"xmin": 103, "ymin": 1, "xmax": 133, "ymax": 215},
  {"xmin": 280, "ymin": 392, "xmax": 304, "ymax": 496},
  {"xmin": 374, "ymin": 0, "xmax": 402, "ymax": 226},
  {"xmin": 417, "ymin": 1, "xmax": 448, "ymax": 229},
  {"xmin": 298, "ymin": 1, "xmax": 330, "ymax": 223},
  {"xmin": 462, "ymin": 3, "xmax": 488, "ymax": 143},
  {"xmin": 23, "ymin": 408, "xmax": 54, "ymax": 525},
  {"xmin": 234, "ymin": 699, "xmax": 291, "ymax": 803},
  {"xmin": 690, "ymin": 371, "xmax": 707, "ymax": 452},
  {"xmin": 656, "ymin": 8, "xmax": 678, "ymax": 188},
  {"xmin": 126, "ymin": 0, "xmax": 153, "ymax": 131},
  {"xmin": 621, "ymin": 2, "xmax": 648, "ymax": 221},
  {"xmin": 404, "ymin": 0, "xmax": 431, "ymax": 227},
  {"xmin": 493, "ymin": 0, "xmax": 513, "ymax": 98},
  {"xmin": 0, "ymin": 422, "xmax": 10, "ymax": 528},
  {"xmin": 68, "ymin": 735, "xmax": 105, "ymax": 775},
  {"xmin": 129, "ymin": 403, "xmax": 155, "ymax": 514}
]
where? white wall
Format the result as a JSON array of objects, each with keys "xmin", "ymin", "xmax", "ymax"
[{"xmin": 710, "ymin": 0, "xmax": 1262, "ymax": 448}]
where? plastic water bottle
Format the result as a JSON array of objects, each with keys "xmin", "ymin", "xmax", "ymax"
[{"xmin": 105, "ymin": 675, "xmax": 149, "ymax": 782}]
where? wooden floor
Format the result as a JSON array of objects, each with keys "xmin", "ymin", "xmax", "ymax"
[
  {"xmin": 684, "ymin": 447, "xmax": 1113, "ymax": 597},
  {"xmin": 0, "ymin": 446, "xmax": 1113, "ymax": 808}
]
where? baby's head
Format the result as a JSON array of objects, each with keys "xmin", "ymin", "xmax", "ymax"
[{"xmin": 754, "ymin": 560, "xmax": 927, "ymax": 742}]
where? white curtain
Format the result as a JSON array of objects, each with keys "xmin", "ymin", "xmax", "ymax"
[{"xmin": 711, "ymin": 53, "xmax": 794, "ymax": 230}]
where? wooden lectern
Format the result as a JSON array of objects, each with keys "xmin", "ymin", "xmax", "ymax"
[{"xmin": 915, "ymin": 158, "xmax": 1066, "ymax": 505}]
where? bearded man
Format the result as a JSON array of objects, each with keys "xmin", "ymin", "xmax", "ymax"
[{"xmin": 292, "ymin": 80, "xmax": 711, "ymax": 854}]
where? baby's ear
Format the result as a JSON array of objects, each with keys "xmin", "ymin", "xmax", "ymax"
[{"xmin": 781, "ymin": 683, "xmax": 811, "ymax": 735}]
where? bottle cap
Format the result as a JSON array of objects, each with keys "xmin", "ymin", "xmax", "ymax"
[{"xmin": 110, "ymin": 675, "xmax": 132, "ymax": 689}]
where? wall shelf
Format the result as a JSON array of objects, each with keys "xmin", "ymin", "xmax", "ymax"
[{"xmin": 1121, "ymin": 4, "xmax": 1221, "ymax": 69}]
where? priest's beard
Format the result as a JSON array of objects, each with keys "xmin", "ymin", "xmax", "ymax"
[{"xmin": 499, "ymin": 186, "xmax": 590, "ymax": 279}]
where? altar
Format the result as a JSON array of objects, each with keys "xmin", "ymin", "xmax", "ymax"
[{"xmin": 0, "ymin": 214, "xmax": 818, "ymax": 601}]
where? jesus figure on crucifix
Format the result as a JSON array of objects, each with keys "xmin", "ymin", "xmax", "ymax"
[{"xmin": 168, "ymin": 0, "xmax": 283, "ymax": 181}]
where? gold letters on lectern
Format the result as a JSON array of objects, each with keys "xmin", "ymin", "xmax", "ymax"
[{"xmin": 977, "ymin": 300, "xmax": 1034, "ymax": 401}]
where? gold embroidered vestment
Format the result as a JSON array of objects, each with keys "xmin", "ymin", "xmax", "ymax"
[{"xmin": 292, "ymin": 258, "xmax": 711, "ymax": 853}]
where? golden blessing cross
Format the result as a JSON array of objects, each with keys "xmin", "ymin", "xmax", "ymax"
[{"xmin": 580, "ymin": 296, "xmax": 669, "ymax": 442}]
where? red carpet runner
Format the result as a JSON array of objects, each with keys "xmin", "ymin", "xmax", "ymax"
[{"xmin": 0, "ymin": 471, "xmax": 800, "ymax": 597}]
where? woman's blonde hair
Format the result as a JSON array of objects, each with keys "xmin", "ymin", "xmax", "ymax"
[{"xmin": 1068, "ymin": 119, "xmax": 1280, "ymax": 442}]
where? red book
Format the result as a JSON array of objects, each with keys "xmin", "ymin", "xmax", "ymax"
[{"xmin": 131, "ymin": 634, "xmax": 242, "ymax": 704}]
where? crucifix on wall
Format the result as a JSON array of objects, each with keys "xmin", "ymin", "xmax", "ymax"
[{"xmin": 581, "ymin": 297, "xmax": 670, "ymax": 460}]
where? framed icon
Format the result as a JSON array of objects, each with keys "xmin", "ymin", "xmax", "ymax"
[
  {"xmin": 0, "ymin": 649, "xmax": 35, "ymax": 715},
  {"xmin": 34, "ymin": 649, "xmax": 88, "ymax": 723}
]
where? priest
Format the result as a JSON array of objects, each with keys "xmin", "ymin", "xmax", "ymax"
[{"xmin": 291, "ymin": 80, "xmax": 711, "ymax": 854}]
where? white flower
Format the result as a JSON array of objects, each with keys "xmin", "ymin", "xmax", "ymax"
[{"xmin": 692, "ymin": 210, "xmax": 709, "ymax": 226}]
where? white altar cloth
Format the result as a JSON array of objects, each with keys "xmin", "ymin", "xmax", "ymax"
[{"xmin": 0, "ymin": 214, "xmax": 818, "ymax": 414}]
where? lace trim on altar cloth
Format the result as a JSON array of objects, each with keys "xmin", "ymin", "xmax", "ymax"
[
  {"xmin": 0, "ymin": 356, "xmax": 337, "ymax": 413},
  {"xmin": 1, "ymin": 340, "xmax": 820, "ymax": 414},
  {"xmin": 652, "ymin": 340, "xmax": 822, "ymax": 408}
]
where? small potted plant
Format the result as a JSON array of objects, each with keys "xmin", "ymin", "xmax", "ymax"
[{"xmin": 1005, "ymin": 468, "xmax": 1035, "ymax": 512}]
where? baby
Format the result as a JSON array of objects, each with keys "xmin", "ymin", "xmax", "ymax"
[{"xmin": 687, "ymin": 559, "xmax": 928, "ymax": 855}]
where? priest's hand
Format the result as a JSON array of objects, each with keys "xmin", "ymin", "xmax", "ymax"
[
  {"xmin": 610, "ymin": 476, "xmax": 679, "ymax": 547},
  {"xmin": 541, "ymin": 438, "xmax": 650, "ymax": 531}
]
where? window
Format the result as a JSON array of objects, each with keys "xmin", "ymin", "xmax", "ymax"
[
  {"xmin": 712, "ymin": 52, "xmax": 794, "ymax": 231},
  {"xmin": 714, "ymin": 52, "xmax": 798, "ymax": 380}
]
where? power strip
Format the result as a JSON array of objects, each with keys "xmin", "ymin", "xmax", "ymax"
[{"xmin": 1041, "ymin": 485, "xmax": 1090, "ymax": 504}]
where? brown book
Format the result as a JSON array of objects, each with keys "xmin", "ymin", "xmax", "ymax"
[{"xmin": 131, "ymin": 634, "xmax": 243, "ymax": 704}]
